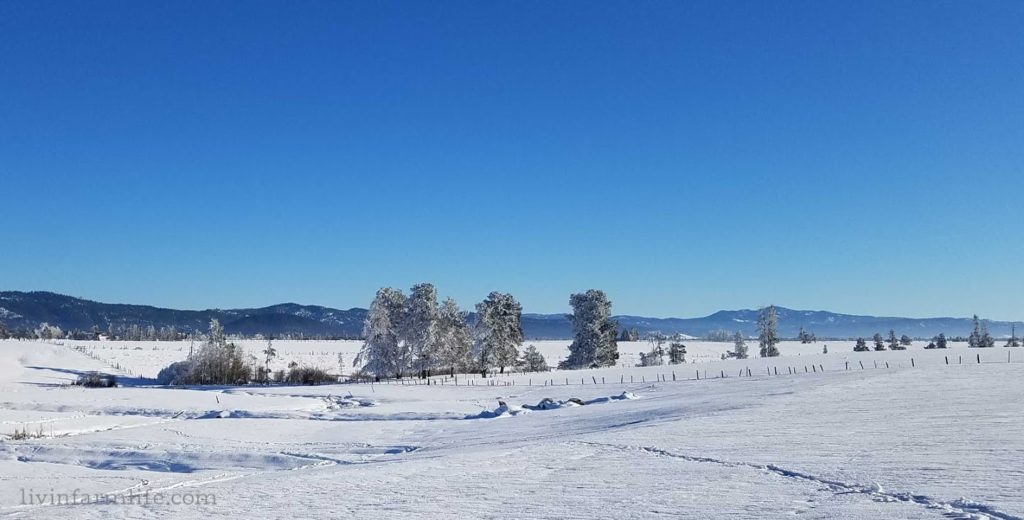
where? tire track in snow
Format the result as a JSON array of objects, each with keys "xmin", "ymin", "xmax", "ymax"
[{"xmin": 574, "ymin": 441, "xmax": 1021, "ymax": 520}]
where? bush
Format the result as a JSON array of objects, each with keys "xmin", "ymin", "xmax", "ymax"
[
  {"xmin": 283, "ymin": 366, "xmax": 335, "ymax": 385},
  {"xmin": 73, "ymin": 372, "xmax": 117, "ymax": 388}
]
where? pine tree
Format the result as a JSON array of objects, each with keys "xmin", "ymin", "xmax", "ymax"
[
  {"xmin": 873, "ymin": 333, "xmax": 886, "ymax": 351},
  {"xmin": 560, "ymin": 290, "xmax": 619, "ymax": 369},
  {"xmin": 729, "ymin": 331, "xmax": 748, "ymax": 359},
  {"xmin": 900, "ymin": 334, "xmax": 913, "ymax": 346},
  {"xmin": 980, "ymin": 320, "xmax": 995, "ymax": 348},
  {"xmin": 518, "ymin": 345, "xmax": 549, "ymax": 372},
  {"xmin": 403, "ymin": 283, "xmax": 441, "ymax": 377},
  {"xmin": 887, "ymin": 329, "xmax": 905, "ymax": 350},
  {"xmin": 261, "ymin": 338, "xmax": 277, "ymax": 383},
  {"xmin": 668, "ymin": 342, "xmax": 687, "ymax": 364},
  {"xmin": 437, "ymin": 298, "xmax": 473, "ymax": 375},
  {"xmin": 1007, "ymin": 325, "xmax": 1020, "ymax": 348},
  {"xmin": 854, "ymin": 338, "xmax": 869, "ymax": 351},
  {"xmin": 757, "ymin": 305, "xmax": 780, "ymax": 357},
  {"xmin": 355, "ymin": 287, "xmax": 408, "ymax": 379},
  {"xmin": 967, "ymin": 315, "xmax": 996, "ymax": 348},
  {"xmin": 935, "ymin": 333, "xmax": 948, "ymax": 349},
  {"xmin": 822, "ymin": 344, "xmax": 828, "ymax": 354},
  {"xmin": 474, "ymin": 292, "xmax": 523, "ymax": 375}
]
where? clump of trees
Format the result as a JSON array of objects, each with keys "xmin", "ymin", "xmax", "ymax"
[
  {"xmin": 560, "ymin": 290, "xmax": 619, "ymax": 369},
  {"xmin": 968, "ymin": 315, "xmax": 995, "ymax": 348},
  {"xmin": 157, "ymin": 319, "xmax": 255, "ymax": 385},
  {"xmin": 872, "ymin": 333, "xmax": 886, "ymax": 351},
  {"xmin": 797, "ymin": 327, "xmax": 816, "ymax": 344},
  {"xmin": 638, "ymin": 332, "xmax": 666, "ymax": 366},
  {"xmin": 758, "ymin": 305, "xmax": 780, "ymax": 357},
  {"xmin": 618, "ymin": 328, "xmax": 640, "ymax": 342},
  {"xmin": 704, "ymin": 330, "xmax": 732, "ymax": 342},
  {"xmin": 354, "ymin": 285, "xmax": 523, "ymax": 379},
  {"xmin": 854, "ymin": 338, "xmax": 870, "ymax": 352}
]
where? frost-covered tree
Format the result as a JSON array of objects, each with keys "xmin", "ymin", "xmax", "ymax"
[
  {"xmin": 158, "ymin": 319, "xmax": 253, "ymax": 385},
  {"xmin": 560, "ymin": 290, "xmax": 619, "ymax": 369},
  {"xmin": 822, "ymin": 344, "xmax": 828, "ymax": 354},
  {"xmin": 887, "ymin": 329, "xmax": 905, "ymax": 350},
  {"xmin": 854, "ymin": 338, "xmax": 870, "ymax": 352},
  {"xmin": 968, "ymin": 315, "xmax": 995, "ymax": 348},
  {"xmin": 474, "ymin": 292, "xmax": 523, "ymax": 375},
  {"xmin": 638, "ymin": 334, "xmax": 665, "ymax": 367},
  {"xmin": 518, "ymin": 345, "xmax": 549, "ymax": 372},
  {"xmin": 900, "ymin": 334, "xmax": 913, "ymax": 346},
  {"xmin": 757, "ymin": 305, "xmax": 780, "ymax": 357},
  {"xmin": 619, "ymin": 328, "xmax": 640, "ymax": 342},
  {"xmin": 355, "ymin": 287, "xmax": 408, "ymax": 379},
  {"xmin": 935, "ymin": 333, "xmax": 948, "ymax": 349},
  {"xmin": 0, "ymin": 321, "xmax": 8, "ymax": 339},
  {"xmin": 260, "ymin": 338, "xmax": 277, "ymax": 383},
  {"xmin": 728, "ymin": 331, "xmax": 748, "ymax": 359},
  {"xmin": 436, "ymin": 297, "xmax": 473, "ymax": 375},
  {"xmin": 403, "ymin": 283, "xmax": 441, "ymax": 377},
  {"xmin": 872, "ymin": 333, "xmax": 886, "ymax": 351},
  {"xmin": 668, "ymin": 342, "xmax": 687, "ymax": 364},
  {"xmin": 1007, "ymin": 325, "xmax": 1020, "ymax": 348},
  {"xmin": 797, "ymin": 327, "xmax": 815, "ymax": 344}
]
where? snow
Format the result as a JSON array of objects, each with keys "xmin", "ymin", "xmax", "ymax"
[{"xmin": 1, "ymin": 339, "xmax": 1022, "ymax": 519}]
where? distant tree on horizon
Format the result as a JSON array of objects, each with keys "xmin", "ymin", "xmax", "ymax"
[
  {"xmin": 873, "ymin": 333, "xmax": 886, "ymax": 351},
  {"xmin": 758, "ymin": 306, "xmax": 780, "ymax": 357}
]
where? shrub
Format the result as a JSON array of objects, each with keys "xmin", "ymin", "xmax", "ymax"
[
  {"xmin": 73, "ymin": 372, "xmax": 117, "ymax": 388},
  {"xmin": 283, "ymin": 366, "xmax": 335, "ymax": 385}
]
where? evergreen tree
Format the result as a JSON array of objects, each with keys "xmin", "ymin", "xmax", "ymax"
[
  {"xmin": 968, "ymin": 315, "xmax": 996, "ymax": 348},
  {"xmin": 757, "ymin": 305, "xmax": 780, "ymax": 357},
  {"xmin": 560, "ymin": 290, "xmax": 619, "ymax": 369},
  {"xmin": 261, "ymin": 338, "xmax": 277, "ymax": 383},
  {"xmin": 900, "ymin": 334, "xmax": 913, "ymax": 346},
  {"xmin": 935, "ymin": 333, "xmax": 948, "ymax": 349},
  {"xmin": 822, "ymin": 344, "xmax": 828, "ymax": 354},
  {"xmin": 437, "ymin": 298, "xmax": 473, "ymax": 375},
  {"xmin": 854, "ymin": 337, "xmax": 870, "ymax": 351},
  {"xmin": 474, "ymin": 292, "xmax": 523, "ymax": 375},
  {"xmin": 797, "ymin": 327, "xmax": 815, "ymax": 344},
  {"xmin": 728, "ymin": 331, "xmax": 748, "ymax": 359},
  {"xmin": 638, "ymin": 333, "xmax": 666, "ymax": 366},
  {"xmin": 668, "ymin": 342, "xmax": 687, "ymax": 364},
  {"xmin": 355, "ymin": 287, "xmax": 408, "ymax": 379},
  {"xmin": 873, "ymin": 333, "xmax": 886, "ymax": 351},
  {"xmin": 888, "ymin": 329, "xmax": 906, "ymax": 350},
  {"xmin": 403, "ymin": 283, "xmax": 441, "ymax": 377},
  {"xmin": 618, "ymin": 328, "xmax": 640, "ymax": 342},
  {"xmin": 518, "ymin": 345, "xmax": 549, "ymax": 372},
  {"xmin": 1007, "ymin": 325, "xmax": 1020, "ymax": 348}
]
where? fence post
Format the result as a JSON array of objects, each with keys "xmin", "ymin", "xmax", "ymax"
[
  {"xmin": 977, "ymin": 353, "xmax": 981, "ymax": 364},
  {"xmin": 945, "ymin": 356, "xmax": 948, "ymax": 365},
  {"xmin": 696, "ymin": 370, "xmax": 700, "ymax": 381},
  {"xmin": 721, "ymin": 370, "xmax": 725, "ymax": 379},
  {"xmin": 911, "ymin": 358, "xmax": 915, "ymax": 367},
  {"xmin": 672, "ymin": 371, "xmax": 676, "ymax": 381},
  {"xmin": 859, "ymin": 361, "xmax": 864, "ymax": 370}
]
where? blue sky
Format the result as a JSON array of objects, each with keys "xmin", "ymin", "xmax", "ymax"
[{"xmin": 1, "ymin": 1, "xmax": 1022, "ymax": 319}]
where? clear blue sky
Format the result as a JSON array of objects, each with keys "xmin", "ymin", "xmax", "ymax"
[{"xmin": 1, "ymin": 1, "xmax": 1022, "ymax": 320}]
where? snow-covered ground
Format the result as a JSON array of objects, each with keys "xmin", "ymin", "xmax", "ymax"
[{"xmin": 1, "ymin": 339, "xmax": 1022, "ymax": 519}]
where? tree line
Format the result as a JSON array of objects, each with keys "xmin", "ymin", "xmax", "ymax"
[{"xmin": 354, "ymin": 285, "xmax": 621, "ymax": 379}]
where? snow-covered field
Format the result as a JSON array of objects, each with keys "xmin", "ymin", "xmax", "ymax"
[{"xmin": 1, "ymin": 338, "xmax": 1022, "ymax": 519}]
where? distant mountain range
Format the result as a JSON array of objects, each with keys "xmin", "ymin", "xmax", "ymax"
[{"xmin": 1, "ymin": 291, "xmax": 1020, "ymax": 340}]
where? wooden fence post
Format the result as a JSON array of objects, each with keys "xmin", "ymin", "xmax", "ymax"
[
  {"xmin": 859, "ymin": 361, "xmax": 864, "ymax": 370},
  {"xmin": 977, "ymin": 353, "xmax": 981, "ymax": 364}
]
